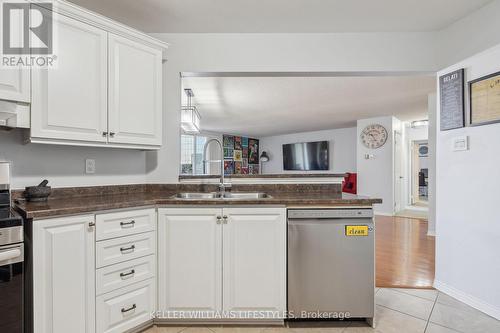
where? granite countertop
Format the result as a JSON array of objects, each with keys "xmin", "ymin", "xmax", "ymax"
[
  {"xmin": 179, "ymin": 173, "xmax": 346, "ymax": 180},
  {"xmin": 14, "ymin": 188, "xmax": 381, "ymax": 220},
  {"xmin": 14, "ymin": 184, "xmax": 382, "ymax": 219}
]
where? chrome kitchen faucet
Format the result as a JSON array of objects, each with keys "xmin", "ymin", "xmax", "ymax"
[{"xmin": 202, "ymin": 138, "xmax": 232, "ymax": 195}]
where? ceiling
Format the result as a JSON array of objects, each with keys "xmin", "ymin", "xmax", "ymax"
[
  {"xmin": 182, "ymin": 75, "xmax": 436, "ymax": 137},
  {"xmin": 67, "ymin": 0, "xmax": 492, "ymax": 33}
]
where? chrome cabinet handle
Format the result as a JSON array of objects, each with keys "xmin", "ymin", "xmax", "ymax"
[
  {"xmin": 120, "ymin": 245, "xmax": 135, "ymax": 253},
  {"xmin": 89, "ymin": 221, "xmax": 95, "ymax": 227},
  {"xmin": 222, "ymin": 215, "xmax": 228, "ymax": 224},
  {"xmin": 102, "ymin": 132, "xmax": 108, "ymax": 137},
  {"xmin": 121, "ymin": 304, "xmax": 136, "ymax": 313},
  {"xmin": 216, "ymin": 215, "xmax": 222, "ymax": 224},
  {"xmin": 120, "ymin": 269, "xmax": 135, "ymax": 278},
  {"xmin": 109, "ymin": 132, "xmax": 116, "ymax": 137},
  {"xmin": 120, "ymin": 220, "xmax": 135, "ymax": 228}
]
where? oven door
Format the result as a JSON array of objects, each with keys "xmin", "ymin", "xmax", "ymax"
[{"xmin": 0, "ymin": 243, "xmax": 24, "ymax": 333}]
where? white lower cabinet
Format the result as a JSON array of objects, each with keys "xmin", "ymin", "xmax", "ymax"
[
  {"xmin": 95, "ymin": 208, "xmax": 157, "ymax": 333},
  {"xmin": 158, "ymin": 207, "xmax": 286, "ymax": 321},
  {"xmin": 158, "ymin": 208, "xmax": 222, "ymax": 318},
  {"xmin": 96, "ymin": 279, "xmax": 155, "ymax": 333},
  {"xmin": 33, "ymin": 208, "xmax": 156, "ymax": 333},
  {"xmin": 222, "ymin": 208, "xmax": 287, "ymax": 318},
  {"xmin": 96, "ymin": 255, "xmax": 155, "ymax": 295},
  {"xmin": 33, "ymin": 215, "xmax": 96, "ymax": 333}
]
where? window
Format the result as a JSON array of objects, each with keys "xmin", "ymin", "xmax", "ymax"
[{"xmin": 180, "ymin": 134, "xmax": 208, "ymax": 175}]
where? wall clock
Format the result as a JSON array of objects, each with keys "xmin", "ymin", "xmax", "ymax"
[{"xmin": 360, "ymin": 124, "xmax": 388, "ymax": 149}]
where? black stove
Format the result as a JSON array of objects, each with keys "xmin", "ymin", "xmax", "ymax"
[
  {"xmin": 0, "ymin": 163, "xmax": 24, "ymax": 333},
  {"xmin": 0, "ymin": 207, "xmax": 22, "ymax": 227}
]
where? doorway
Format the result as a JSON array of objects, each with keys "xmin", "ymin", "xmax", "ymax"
[
  {"xmin": 394, "ymin": 130, "xmax": 403, "ymax": 213},
  {"xmin": 411, "ymin": 140, "xmax": 429, "ymax": 207}
]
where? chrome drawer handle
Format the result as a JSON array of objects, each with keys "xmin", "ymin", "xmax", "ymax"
[
  {"xmin": 120, "ymin": 269, "xmax": 135, "ymax": 278},
  {"xmin": 120, "ymin": 245, "xmax": 135, "ymax": 253},
  {"xmin": 121, "ymin": 304, "xmax": 136, "ymax": 313},
  {"xmin": 120, "ymin": 220, "xmax": 135, "ymax": 228}
]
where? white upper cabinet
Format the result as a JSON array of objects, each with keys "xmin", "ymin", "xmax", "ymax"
[
  {"xmin": 31, "ymin": 11, "xmax": 108, "ymax": 143},
  {"xmin": 0, "ymin": 68, "xmax": 30, "ymax": 103},
  {"xmin": 0, "ymin": 0, "xmax": 30, "ymax": 103},
  {"xmin": 222, "ymin": 207, "xmax": 286, "ymax": 318},
  {"xmin": 27, "ymin": 2, "xmax": 166, "ymax": 149},
  {"xmin": 33, "ymin": 214, "xmax": 96, "ymax": 333},
  {"xmin": 108, "ymin": 34, "xmax": 163, "ymax": 147}
]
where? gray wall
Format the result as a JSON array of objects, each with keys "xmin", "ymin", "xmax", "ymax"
[
  {"xmin": 0, "ymin": 130, "xmax": 146, "ymax": 189},
  {"xmin": 259, "ymin": 127, "xmax": 357, "ymax": 174}
]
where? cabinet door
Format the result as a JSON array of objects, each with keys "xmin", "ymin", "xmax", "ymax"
[
  {"xmin": 0, "ymin": 0, "xmax": 30, "ymax": 102},
  {"xmin": 222, "ymin": 207, "xmax": 286, "ymax": 318},
  {"xmin": 108, "ymin": 34, "xmax": 162, "ymax": 146},
  {"xmin": 31, "ymin": 11, "xmax": 108, "ymax": 143},
  {"xmin": 0, "ymin": 68, "xmax": 29, "ymax": 102},
  {"xmin": 158, "ymin": 208, "xmax": 222, "ymax": 318},
  {"xmin": 33, "ymin": 215, "xmax": 95, "ymax": 333}
]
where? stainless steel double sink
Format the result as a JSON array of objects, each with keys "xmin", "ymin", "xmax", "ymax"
[{"xmin": 172, "ymin": 192, "xmax": 272, "ymax": 200}]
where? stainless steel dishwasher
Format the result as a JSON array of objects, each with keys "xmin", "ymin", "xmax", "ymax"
[{"xmin": 287, "ymin": 208, "xmax": 375, "ymax": 323}]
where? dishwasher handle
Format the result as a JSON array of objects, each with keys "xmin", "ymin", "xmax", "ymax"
[{"xmin": 288, "ymin": 209, "xmax": 373, "ymax": 219}]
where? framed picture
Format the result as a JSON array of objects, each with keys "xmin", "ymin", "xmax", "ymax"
[
  {"xmin": 439, "ymin": 69, "xmax": 465, "ymax": 131},
  {"xmin": 233, "ymin": 150, "xmax": 242, "ymax": 162},
  {"xmin": 234, "ymin": 136, "xmax": 242, "ymax": 150},
  {"xmin": 223, "ymin": 135, "xmax": 234, "ymax": 148},
  {"xmin": 234, "ymin": 162, "xmax": 242, "ymax": 174},
  {"xmin": 242, "ymin": 137, "xmax": 249, "ymax": 147},
  {"xmin": 223, "ymin": 147, "xmax": 233, "ymax": 159},
  {"xmin": 469, "ymin": 71, "xmax": 500, "ymax": 126},
  {"xmin": 224, "ymin": 160, "xmax": 233, "ymax": 175},
  {"xmin": 248, "ymin": 139, "xmax": 259, "ymax": 164}
]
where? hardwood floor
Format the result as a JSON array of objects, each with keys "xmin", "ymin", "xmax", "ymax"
[{"xmin": 375, "ymin": 215, "xmax": 435, "ymax": 289}]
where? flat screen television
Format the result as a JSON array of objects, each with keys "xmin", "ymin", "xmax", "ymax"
[{"xmin": 282, "ymin": 141, "xmax": 329, "ymax": 171}]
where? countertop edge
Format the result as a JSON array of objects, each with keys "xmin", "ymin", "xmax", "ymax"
[{"xmin": 17, "ymin": 197, "xmax": 383, "ymax": 220}]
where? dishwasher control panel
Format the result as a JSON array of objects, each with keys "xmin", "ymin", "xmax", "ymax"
[{"xmin": 288, "ymin": 208, "xmax": 373, "ymax": 219}]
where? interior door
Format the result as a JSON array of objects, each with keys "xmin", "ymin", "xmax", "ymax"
[
  {"xmin": 108, "ymin": 33, "xmax": 162, "ymax": 146},
  {"xmin": 222, "ymin": 207, "xmax": 286, "ymax": 318},
  {"xmin": 157, "ymin": 208, "xmax": 222, "ymax": 318},
  {"xmin": 31, "ymin": 9, "xmax": 108, "ymax": 143}
]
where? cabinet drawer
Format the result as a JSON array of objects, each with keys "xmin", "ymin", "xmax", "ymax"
[
  {"xmin": 96, "ymin": 232, "xmax": 155, "ymax": 268},
  {"xmin": 96, "ymin": 255, "xmax": 155, "ymax": 295},
  {"xmin": 96, "ymin": 209, "xmax": 155, "ymax": 241},
  {"xmin": 96, "ymin": 279, "xmax": 155, "ymax": 333}
]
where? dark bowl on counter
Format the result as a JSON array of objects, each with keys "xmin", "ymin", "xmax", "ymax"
[{"xmin": 24, "ymin": 186, "xmax": 52, "ymax": 202}]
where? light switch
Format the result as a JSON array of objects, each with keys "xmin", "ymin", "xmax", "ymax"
[
  {"xmin": 85, "ymin": 159, "xmax": 96, "ymax": 174},
  {"xmin": 452, "ymin": 136, "xmax": 469, "ymax": 152}
]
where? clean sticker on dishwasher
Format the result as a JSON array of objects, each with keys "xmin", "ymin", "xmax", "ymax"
[{"xmin": 345, "ymin": 225, "xmax": 369, "ymax": 236}]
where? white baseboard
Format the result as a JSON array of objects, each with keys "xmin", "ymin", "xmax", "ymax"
[
  {"xmin": 434, "ymin": 279, "xmax": 500, "ymax": 320},
  {"xmin": 375, "ymin": 212, "xmax": 394, "ymax": 217},
  {"xmin": 404, "ymin": 205, "xmax": 428, "ymax": 212}
]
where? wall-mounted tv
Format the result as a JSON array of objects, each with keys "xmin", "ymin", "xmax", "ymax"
[{"xmin": 282, "ymin": 141, "xmax": 329, "ymax": 171}]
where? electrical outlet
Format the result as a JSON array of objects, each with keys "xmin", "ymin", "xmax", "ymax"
[{"xmin": 85, "ymin": 159, "xmax": 96, "ymax": 174}]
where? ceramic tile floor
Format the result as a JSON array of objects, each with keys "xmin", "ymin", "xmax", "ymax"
[{"xmin": 143, "ymin": 288, "xmax": 500, "ymax": 333}]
